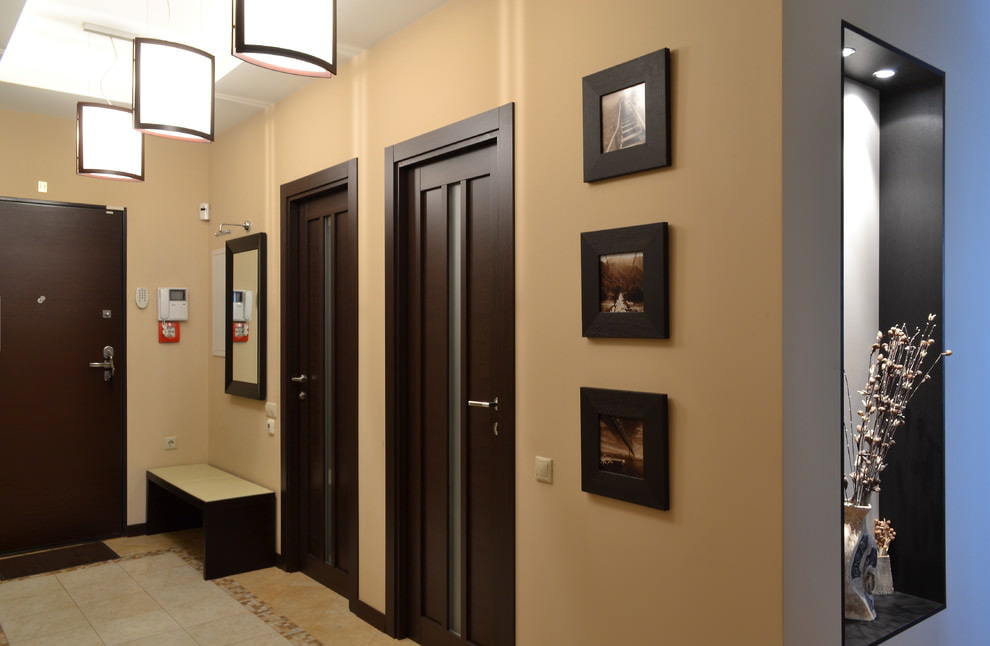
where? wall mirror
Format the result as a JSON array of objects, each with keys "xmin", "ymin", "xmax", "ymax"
[{"xmin": 225, "ymin": 232, "xmax": 266, "ymax": 399}]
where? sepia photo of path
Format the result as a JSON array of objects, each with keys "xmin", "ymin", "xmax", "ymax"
[
  {"xmin": 600, "ymin": 251, "xmax": 645, "ymax": 312},
  {"xmin": 601, "ymin": 82, "xmax": 647, "ymax": 153}
]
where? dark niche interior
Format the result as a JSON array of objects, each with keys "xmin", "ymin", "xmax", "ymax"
[{"xmin": 841, "ymin": 22, "xmax": 946, "ymax": 646}]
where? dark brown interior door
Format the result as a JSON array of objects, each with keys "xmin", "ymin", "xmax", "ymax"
[
  {"xmin": 281, "ymin": 163, "xmax": 358, "ymax": 600},
  {"xmin": 386, "ymin": 105, "xmax": 515, "ymax": 646},
  {"xmin": 0, "ymin": 198, "xmax": 125, "ymax": 554}
]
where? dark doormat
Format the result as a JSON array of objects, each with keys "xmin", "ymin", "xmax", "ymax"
[{"xmin": 0, "ymin": 542, "xmax": 119, "ymax": 580}]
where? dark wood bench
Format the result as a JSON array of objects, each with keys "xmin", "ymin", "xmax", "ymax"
[{"xmin": 146, "ymin": 464, "xmax": 275, "ymax": 579}]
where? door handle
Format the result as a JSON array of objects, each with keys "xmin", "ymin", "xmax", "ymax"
[
  {"xmin": 88, "ymin": 345, "xmax": 115, "ymax": 382},
  {"xmin": 290, "ymin": 374, "xmax": 308, "ymax": 383},
  {"xmin": 468, "ymin": 396, "xmax": 499, "ymax": 410}
]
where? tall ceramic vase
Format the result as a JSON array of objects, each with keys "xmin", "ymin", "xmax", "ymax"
[{"xmin": 844, "ymin": 503, "xmax": 878, "ymax": 621}]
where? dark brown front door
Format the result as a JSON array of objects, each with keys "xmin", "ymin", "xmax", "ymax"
[
  {"xmin": 386, "ymin": 105, "xmax": 515, "ymax": 646},
  {"xmin": 280, "ymin": 162, "xmax": 358, "ymax": 599},
  {"xmin": 0, "ymin": 198, "xmax": 125, "ymax": 554}
]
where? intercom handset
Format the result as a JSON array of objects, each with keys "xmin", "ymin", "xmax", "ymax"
[
  {"xmin": 232, "ymin": 290, "xmax": 253, "ymax": 322},
  {"xmin": 158, "ymin": 288, "xmax": 189, "ymax": 321}
]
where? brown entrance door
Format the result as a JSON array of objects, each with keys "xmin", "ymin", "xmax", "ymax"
[
  {"xmin": 0, "ymin": 198, "xmax": 125, "ymax": 554},
  {"xmin": 280, "ymin": 162, "xmax": 358, "ymax": 600},
  {"xmin": 386, "ymin": 105, "xmax": 515, "ymax": 646}
]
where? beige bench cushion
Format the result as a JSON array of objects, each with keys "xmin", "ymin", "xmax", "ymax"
[{"xmin": 148, "ymin": 464, "xmax": 272, "ymax": 503}]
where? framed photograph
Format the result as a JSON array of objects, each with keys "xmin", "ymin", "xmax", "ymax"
[
  {"xmin": 581, "ymin": 222, "xmax": 669, "ymax": 338},
  {"xmin": 582, "ymin": 48, "xmax": 671, "ymax": 182},
  {"xmin": 580, "ymin": 387, "xmax": 669, "ymax": 510}
]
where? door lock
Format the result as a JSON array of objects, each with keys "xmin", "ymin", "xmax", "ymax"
[{"xmin": 87, "ymin": 345, "xmax": 115, "ymax": 382}]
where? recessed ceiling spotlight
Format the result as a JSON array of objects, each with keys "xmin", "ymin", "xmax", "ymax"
[
  {"xmin": 842, "ymin": 47, "xmax": 856, "ymax": 57},
  {"xmin": 873, "ymin": 68, "xmax": 896, "ymax": 79}
]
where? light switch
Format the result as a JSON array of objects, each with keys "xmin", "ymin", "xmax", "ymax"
[
  {"xmin": 535, "ymin": 456, "xmax": 553, "ymax": 484},
  {"xmin": 265, "ymin": 402, "xmax": 277, "ymax": 418}
]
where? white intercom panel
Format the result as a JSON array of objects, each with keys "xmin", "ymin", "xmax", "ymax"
[
  {"xmin": 232, "ymin": 290, "xmax": 253, "ymax": 322},
  {"xmin": 158, "ymin": 288, "xmax": 189, "ymax": 321}
]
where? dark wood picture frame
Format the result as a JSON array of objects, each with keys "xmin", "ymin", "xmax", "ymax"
[
  {"xmin": 581, "ymin": 222, "xmax": 669, "ymax": 338},
  {"xmin": 580, "ymin": 387, "xmax": 669, "ymax": 510},
  {"xmin": 582, "ymin": 48, "xmax": 671, "ymax": 182}
]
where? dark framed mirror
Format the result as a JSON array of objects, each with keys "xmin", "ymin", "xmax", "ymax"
[{"xmin": 225, "ymin": 232, "xmax": 266, "ymax": 399}]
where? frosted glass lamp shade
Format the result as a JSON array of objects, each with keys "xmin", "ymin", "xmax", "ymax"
[
  {"xmin": 134, "ymin": 38, "xmax": 215, "ymax": 142},
  {"xmin": 76, "ymin": 103, "xmax": 144, "ymax": 181},
  {"xmin": 233, "ymin": 0, "xmax": 336, "ymax": 77}
]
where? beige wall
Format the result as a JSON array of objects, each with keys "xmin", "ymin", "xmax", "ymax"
[
  {"xmin": 209, "ymin": 0, "xmax": 783, "ymax": 643},
  {"xmin": 2, "ymin": 0, "xmax": 783, "ymax": 642},
  {"xmin": 0, "ymin": 109, "xmax": 212, "ymax": 524}
]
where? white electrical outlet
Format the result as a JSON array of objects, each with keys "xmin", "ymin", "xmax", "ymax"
[
  {"xmin": 266, "ymin": 419, "xmax": 276, "ymax": 436},
  {"xmin": 164, "ymin": 436, "xmax": 177, "ymax": 450}
]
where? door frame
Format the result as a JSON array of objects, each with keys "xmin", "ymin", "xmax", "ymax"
[
  {"xmin": 0, "ymin": 196, "xmax": 127, "ymax": 550},
  {"xmin": 279, "ymin": 160, "xmax": 359, "ymax": 600},
  {"xmin": 384, "ymin": 103, "xmax": 515, "ymax": 638}
]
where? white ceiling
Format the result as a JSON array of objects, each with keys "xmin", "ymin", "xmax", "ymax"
[{"xmin": 0, "ymin": 0, "xmax": 448, "ymax": 133}]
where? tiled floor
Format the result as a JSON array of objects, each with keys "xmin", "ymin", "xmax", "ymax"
[{"xmin": 0, "ymin": 531, "xmax": 410, "ymax": 646}]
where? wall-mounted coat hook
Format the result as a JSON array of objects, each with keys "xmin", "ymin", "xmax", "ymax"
[{"xmin": 214, "ymin": 221, "xmax": 252, "ymax": 237}]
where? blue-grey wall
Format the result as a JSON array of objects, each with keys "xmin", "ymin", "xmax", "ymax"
[{"xmin": 784, "ymin": 1, "xmax": 990, "ymax": 644}]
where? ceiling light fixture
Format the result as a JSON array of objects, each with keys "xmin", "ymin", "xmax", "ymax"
[
  {"xmin": 842, "ymin": 47, "xmax": 856, "ymax": 57},
  {"xmin": 233, "ymin": 0, "xmax": 336, "ymax": 77},
  {"xmin": 873, "ymin": 68, "xmax": 896, "ymax": 79},
  {"xmin": 134, "ymin": 38, "xmax": 216, "ymax": 142},
  {"xmin": 76, "ymin": 102, "xmax": 145, "ymax": 181}
]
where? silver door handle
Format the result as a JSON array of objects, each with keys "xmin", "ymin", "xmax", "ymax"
[
  {"xmin": 468, "ymin": 396, "xmax": 499, "ymax": 410},
  {"xmin": 290, "ymin": 374, "xmax": 308, "ymax": 383},
  {"xmin": 88, "ymin": 345, "xmax": 115, "ymax": 382}
]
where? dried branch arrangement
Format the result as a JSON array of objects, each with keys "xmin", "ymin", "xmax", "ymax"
[
  {"xmin": 844, "ymin": 314, "xmax": 951, "ymax": 507},
  {"xmin": 874, "ymin": 518, "xmax": 896, "ymax": 557}
]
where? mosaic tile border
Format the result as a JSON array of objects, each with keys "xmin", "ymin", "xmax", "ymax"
[{"xmin": 0, "ymin": 546, "xmax": 322, "ymax": 646}]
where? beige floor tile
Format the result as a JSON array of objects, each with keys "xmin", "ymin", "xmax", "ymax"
[
  {"xmin": 144, "ymin": 579, "xmax": 219, "ymax": 608},
  {"xmin": 75, "ymin": 590, "xmax": 160, "ymax": 624},
  {"xmin": 0, "ymin": 588, "xmax": 75, "ymax": 623},
  {"xmin": 130, "ymin": 565, "xmax": 203, "ymax": 593},
  {"xmin": 55, "ymin": 562, "xmax": 122, "ymax": 587},
  {"xmin": 90, "ymin": 608, "xmax": 182, "ymax": 646},
  {"xmin": 104, "ymin": 531, "xmax": 202, "ymax": 558},
  {"xmin": 116, "ymin": 628, "xmax": 199, "ymax": 646},
  {"xmin": 0, "ymin": 576, "xmax": 61, "ymax": 603},
  {"xmin": 158, "ymin": 590, "xmax": 248, "ymax": 628},
  {"xmin": 9, "ymin": 624, "xmax": 104, "ymax": 646},
  {"xmin": 301, "ymin": 612, "xmax": 386, "ymax": 644},
  {"xmin": 228, "ymin": 634, "xmax": 293, "ymax": 646},
  {"xmin": 225, "ymin": 568, "xmax": 285, "ymax": 590},
  {"xmin": 119, "ymin": 554, "xmax": 189, "ymax": 577},
  {"xmin": 185, "ymin": 612, "xmax": 278, "ymax": 646},
  {"xmin": 1, "ymin": 605, "xmax": 90, "ymax": 643},
  {"xmin": 56, "ymin": 563, "xmax": 141, "ymax": 605},
  {"xmin": 0, "ymin": 532, "xmax": 416, "ymax": 646}
]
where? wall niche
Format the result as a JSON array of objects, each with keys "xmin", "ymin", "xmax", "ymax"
[{"xmin": 841, "ymin": 23, "xmax": 946, "ymax": 646}]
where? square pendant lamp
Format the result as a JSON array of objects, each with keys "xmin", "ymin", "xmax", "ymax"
[
  {"xmin": 76, "ymin": 102, "xmax": 145, "ymax": 181},
  {"xmin": 233, "ymin": 0, "xmax": 336, "ymax": 77},
  {"xmin": 134, "ymin": 38, "xmax": 215, "ymax": 142}
]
